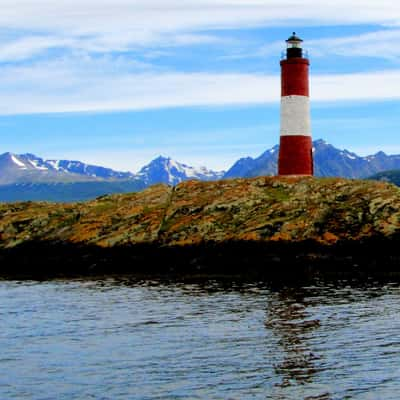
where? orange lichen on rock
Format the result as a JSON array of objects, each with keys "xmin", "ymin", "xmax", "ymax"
[{"xmin": 322, "ymin": 231, "xmax": 339, "ymax": 244}]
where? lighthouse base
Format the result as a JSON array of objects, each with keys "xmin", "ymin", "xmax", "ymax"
[{"xmin": 278, "ymin": 135, "xmax": 313, "ymax": 176}]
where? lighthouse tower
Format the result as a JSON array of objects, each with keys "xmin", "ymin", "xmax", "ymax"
[{"xmin": 278, "ymin": 33, "xmax": 313, "ymax": 176}]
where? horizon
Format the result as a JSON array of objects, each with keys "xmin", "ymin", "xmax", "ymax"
[
  {"xmin": 2, "ymin": 137, "xmax": 398, "ymax": 175},
  {"xmin": 1, "ymin": 1, "xmax": 400, "ymax": 171}
]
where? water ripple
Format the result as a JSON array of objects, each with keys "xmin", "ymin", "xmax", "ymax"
[{"xmin": 1, "ymin": 278, "xmax": 400, "ymax": 399}]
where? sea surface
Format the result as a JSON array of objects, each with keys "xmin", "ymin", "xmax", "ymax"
[{"xmin": 1, "ymin": 277, "xmax": 400, "ymax": 399}]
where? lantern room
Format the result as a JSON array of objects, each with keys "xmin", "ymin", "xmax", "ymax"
[{"xmin": 286, "ymin": 32, "xmax": 304, "ymax": 59}]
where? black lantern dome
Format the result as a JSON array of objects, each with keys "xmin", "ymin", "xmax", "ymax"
[{"xmin": 286, "ymin": 32, "xmax": 304, "ymax": 59}]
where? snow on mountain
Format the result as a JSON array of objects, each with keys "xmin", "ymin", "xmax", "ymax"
[
  {"xmin": 2, "ymin": 153, "xmax": 58, "ymax": 172},
  {"xmin": 19, "ymin": 154, "xmax": 51, "ymax": 171},
  {"xmin": 46, "ymin": 160, "xmax": 61, "ymax": 170},
  {"xmin": 10, "ymin": 154, "xmax": 27, "ymax": 169},
  {"xmin": 45, "ymin": 159, "xmax": 135, "ymax": 179},
  {"xmin": 136, "ymin": 156, "xmax": 224, "ymax": 186}
]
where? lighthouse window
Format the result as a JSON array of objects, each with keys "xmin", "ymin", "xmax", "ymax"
[{"xmin": 288, "ymin": 42, "xmax": 300, "ymax": 48}]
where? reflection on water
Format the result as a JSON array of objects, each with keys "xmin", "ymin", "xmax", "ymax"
[
  {"xmin": 266, "ymin": 290, "xmax": 321, "ymax": 388},
  {"xmin": 1, "ymin": 277, "xmax": 400, "ymax": 399}
]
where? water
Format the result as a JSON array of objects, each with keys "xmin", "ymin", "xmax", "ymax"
[{"xmin": 1, "ymin": 278, "xmax": 400, "ymax": 399}]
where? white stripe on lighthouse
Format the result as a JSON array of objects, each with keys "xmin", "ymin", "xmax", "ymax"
[{"xmin": 280, "ymin": 95, "xmax": 311, "ymax": 136}]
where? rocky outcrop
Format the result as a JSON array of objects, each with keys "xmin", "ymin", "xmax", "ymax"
[{"xmin": 1, "ymin": 176, "xmax": 399, "ymax": 278}]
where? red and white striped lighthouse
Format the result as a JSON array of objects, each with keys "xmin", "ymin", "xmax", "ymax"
[{"xmin": 278, "ymin": 33, "xmax": 313, "ymax": 176}]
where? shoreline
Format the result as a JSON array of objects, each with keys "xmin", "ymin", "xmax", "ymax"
[{"xmin": 1, "ymin": 238, "xmax": 400, "ymax": 280}]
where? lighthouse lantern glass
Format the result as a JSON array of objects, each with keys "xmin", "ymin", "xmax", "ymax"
[{"xmin": 287, "ymin": 40, "xmax": 301, "ymax": 49}]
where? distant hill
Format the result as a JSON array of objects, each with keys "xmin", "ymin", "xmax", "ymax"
[
  {"xmin": 224, "ymin": 139, "xmax": 400, "ymax": 179},
  {"xmin": 0, "ymin": 181, "xmax": 146, "ymax": 203},
  {"xmin": 368, "ymin": 170, "xmax": 400, "ymax": 186}
]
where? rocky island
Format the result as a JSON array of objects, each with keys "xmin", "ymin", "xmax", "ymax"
[{"xmin": 0, "ymin": 176, "xmax": 399, "ymax": 279}]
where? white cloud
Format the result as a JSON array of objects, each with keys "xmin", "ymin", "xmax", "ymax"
[
  {"xmin": 0, "ymin": 32, "xmax": 227, "ymax": 63},
  {"xmin": 1, "ymin": 1, "xmax": 399, "ymax": 33},
  {"xmin": 0, "ymin": 1, "xmax": 399, "ymax": 62},
  {"xmin": 0, "ymin": 36, "xmax": 72, "ymax": 62},
  {"xmin": 0, "ymin": 72, "xmax": 277, "ymax": 114},
  {"xmin": 311, "ymin": 70, "xmax": 400, "ymax": 101},
  {"xmin": 308, "ymin": 29, "xmax": 400, "ymax": 60},
  {"xmin": 0, "ymin": 54, "xmax": 399, "ymax": 115}
]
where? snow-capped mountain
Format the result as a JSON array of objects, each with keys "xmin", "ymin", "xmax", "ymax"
[
  {"xmin": 0, "ymin": 152, "xmax": 81, "ymax": 185},
  {"xmin": 0, "ymin": 152, "xmax": 135, "ymax": 185},
  {"xmin": 224, "ymin": 139, "xmax": 400, "ymax": 179},
  {"xmin": 0, "ymin": 152, "xmax": 225, "ymax": 187},
  {"xmin": 0, "ymin": 152, "xmax": 50, "ymax": 172},
  {"xmin": 137, "ymin": 156, "xmax": 225, "ymax": 186}
]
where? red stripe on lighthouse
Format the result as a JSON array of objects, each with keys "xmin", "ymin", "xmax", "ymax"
[
  {"xmin": 280, "ymin": 59, "xmax": 309, "ymax": 97},
  {"xmin": 278, "ymin": 135, "xmax": 313, "ymax": 176}
]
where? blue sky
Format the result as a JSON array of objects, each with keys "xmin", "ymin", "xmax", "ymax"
[{"xmin": 1, "ymin": 1, "xmax": 400, "ymax": 172}]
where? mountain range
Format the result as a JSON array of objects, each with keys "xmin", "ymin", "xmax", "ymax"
[
  {"xmin": 0, "ymin": 151, "xmax": 224, "ymax": 201},
  {"xmin": 0, "ymin": 152, "xmax": 223, "ymax": 185},
  {"xmin": 1, "ymin": 139, "xmax": 400, "ymax": 202},
  {"xmin": 225, "ymin": 139, "xmax": 400, "ymax": 179}
]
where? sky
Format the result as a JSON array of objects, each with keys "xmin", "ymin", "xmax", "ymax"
[{"xmin": 1, "ymin": 0, "xmax": 400, "ymax": 172}]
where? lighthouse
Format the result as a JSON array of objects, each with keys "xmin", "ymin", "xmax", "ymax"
[{"xmin": 278, "ymin": 33, "xmax": 313, "ymax": 176}]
